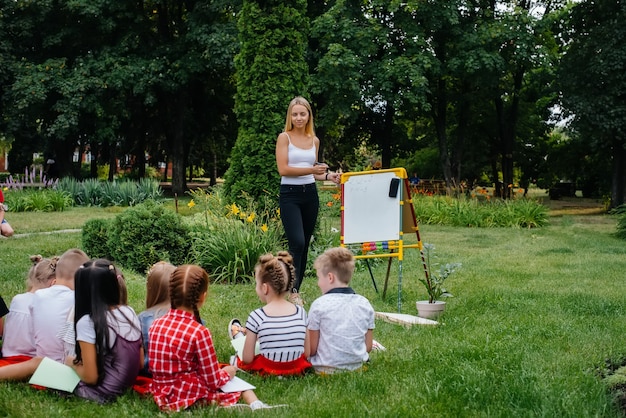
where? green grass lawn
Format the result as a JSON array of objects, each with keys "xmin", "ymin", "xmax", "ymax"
[{"xmin": 1, "ymin": 206, "xmax": 624, "ymax": 417}]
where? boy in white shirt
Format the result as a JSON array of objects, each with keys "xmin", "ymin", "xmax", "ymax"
[{"xmin": 305, "ymin": 247, "xmax": 375, "ymax": 374}]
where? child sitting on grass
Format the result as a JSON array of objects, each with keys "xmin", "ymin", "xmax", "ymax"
[
  {"xmin": 0, "ymin": 248, "xmax": 88, "ymax": 381},
  {"xmin": 230, "ymin": 251, "xmax": 311, "ymax": 376},
  {"xmin": 66, "ymin": 259, "xmax": 143, "ymax": 403},
  {"xmin": 306, "ymin": 247, "xmax": 375, "ymax": 374},
  {"xmin": 1, "ymin": 255, "xmax": 58, "ymax": 364},
  {"xmin": 137, "ymin": 261, "xmax": 176, "ymax": 376},
  {"xmin": 149, "ymin": 264, "xmax": 276, "ymax": 412}
]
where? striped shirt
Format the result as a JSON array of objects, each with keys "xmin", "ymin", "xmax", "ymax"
[{"xmin": 245, "ymin": 305, "xmax": 307, "ymax": 362}]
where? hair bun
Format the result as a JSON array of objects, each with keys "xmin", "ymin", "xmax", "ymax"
[{"xmin": 29, "ymin": 255, "xmax": 43, "ymax": 265}]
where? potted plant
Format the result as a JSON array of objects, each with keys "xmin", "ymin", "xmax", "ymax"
[{"xmin": 416, "ymin": 243, "xmax": 461, "ymax": 319}]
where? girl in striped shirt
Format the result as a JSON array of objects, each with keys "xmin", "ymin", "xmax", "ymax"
[{"xmin": 234, "ymin": 252, "xmax": 312, "ymax": 375}]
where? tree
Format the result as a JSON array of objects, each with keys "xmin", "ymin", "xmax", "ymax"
[
  {"xmin": 310, "ymin": 0, "xmax": 429, "ymax": 171},
  {"xmin": 559, "ymin": 0, "xmax": 626, "ymax": 207},
  {"xmin": 224, "ymin": 0, "xmax": 309, "ymax": 202}
]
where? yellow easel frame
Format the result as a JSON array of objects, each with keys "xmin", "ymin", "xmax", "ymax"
[{"xmin": 340, "ymin": 168, "xmax": 428, "ymax": 312}]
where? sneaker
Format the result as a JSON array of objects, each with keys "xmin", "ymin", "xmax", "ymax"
[
  {"xmin": 249, "ymin": 400, "xmax": 288, "ymax": 411},
  {"xmin": 289, "ymin": 292, "xmax": 305, "ymax": 307},
  {"xmin": 228, "ymin": 318, "xmax": 246, "ymax": 340}
]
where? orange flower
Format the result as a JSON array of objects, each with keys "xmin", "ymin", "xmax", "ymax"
[{"xmin": 326, "ymin": 201, "xmax": 334, "ymax": 207}]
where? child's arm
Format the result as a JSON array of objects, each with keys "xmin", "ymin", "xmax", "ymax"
[
  {"xmin": 242, "ymin": 330, "xmax": 258, "ymax": 364},
  {"xmin": 68, "ymin": 341, "xmax": 99, "ymax": 384},
  {"xmin": 365, "ymin": 329, "xmax": 374, "ymax": 353},
  {"xmin": 305, "ymin": 329, "xmax": 319, "ymax": 358}
]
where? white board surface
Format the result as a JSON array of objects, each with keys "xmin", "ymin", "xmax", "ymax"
[{"xmin": 342, "ymin": 171, "xmax": 401, "ymax": 244}]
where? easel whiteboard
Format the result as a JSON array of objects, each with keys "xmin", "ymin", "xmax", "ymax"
[{"xmin": 342, "ymin": 170, "xmax": 402, "ymax": 244}]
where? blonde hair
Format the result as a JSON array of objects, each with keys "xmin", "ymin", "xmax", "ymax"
[
  {"xmin": 27, "ymin": 255, "xmax": 58, "ymax": 291},
  {"xmin": 255, "ymin": 251, "xmax": 296, "ymax": 295},
  {"xmin": 116, "ymin": 267, "xmax": 128, "ymax": 305},
  {"xmin": 169, "ymin": 265, "xmax": 209, "ymax": 324},
  {"xmin": 56, "ymin": 248, "xmax": 89, "ymax": 281},
  {"xmin": 146, "ymin": 261, "xmax": 176, "ymax": 309},
  {"xmin": 284, "ymin": 96, "xmax": 316, "ymax": 136},
  {"xmin": 313, "ymin": 247, "xmax": 355, "ymax": 285}
]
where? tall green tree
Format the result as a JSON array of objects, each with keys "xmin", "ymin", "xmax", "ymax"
[
  {"xmin": 310, "ymin": 0, "xmax": 429, "ymax": 171},
  {"xmin": 559, "ymin": 0, "xmax": 626, "ymax": 207},
  {"xmin": 224, "ymin": 0, "xmax": 309, "ymax": 202}
]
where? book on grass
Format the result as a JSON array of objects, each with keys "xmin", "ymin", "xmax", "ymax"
[
  {"xmin": 230, "ymin": 336, "xmax": 260, "ymax": 361},
  {"xmin": 220, "ymin": 376, "xmax": 255, "ymax": 393},
  {"xmin": 29, "ymin": 357, "xmax": 81, "ymax": 392}
]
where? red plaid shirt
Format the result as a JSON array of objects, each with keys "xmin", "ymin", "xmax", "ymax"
[{"xmin": 148, "ymin": 309, "xmax": 239, "ymax": 411}]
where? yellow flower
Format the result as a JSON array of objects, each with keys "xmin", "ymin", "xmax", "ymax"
[
  {"xmin": 276, "ymin": 208, "xmax": 280, "ymax": 217},
  {"xmin": 247, "ymin": 213, "xmax": 256, "ymax": 223},
  {"xmin": 230, "ymin": 203, "xmax": 240, "ymax": 215},
  {"xmin": 261, "ymin": 223, "xmax": 268, "ymax": 232},
  {"xmin": 2, "ymin": 187, "xmax": 7, "ymax": 191},
  {"xmin": 187, "ymin": 200, "xmax": 196, "ymax": 208}
]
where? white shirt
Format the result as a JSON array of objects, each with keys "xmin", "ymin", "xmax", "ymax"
[
  {"xmin": 30, "ymin": 285, "xmax": 74, "ymax": 363},
  {"xmin": 307, "ymin": 289, "xmax": 375, "ymax": 373},
  {"xmin": 281, "ymin": 134, "xmax": 317, "ymax": 185},
  {"xmin": 2, "ymin": 292, "xmax": 36, "ymax": 357},
  {"xmin": 76, "ymin": 305, "xmax": 141, "ymax": 347}
]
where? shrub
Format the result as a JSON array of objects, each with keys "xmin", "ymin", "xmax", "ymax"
[
  {"xmin": 107, "ymin": 200, "xmax": 192, "ymax": 273},
  {"xmin": 185, "ymin": 188, "xmax": 285, "ymax": 284},
  {"xmin": 413, "ymin": 196, "xmax": 548, "ymax": 228},
  {"xmin": 56, "ymin": 177, "xmax": 163, "ymax": 207},
  {"xmin": 3, "ymin": 189, "xmax": 73, "ymax": 212},
  {"xmin": 82, "ymin": 218, "xmax": 113, "ymax": 259}
]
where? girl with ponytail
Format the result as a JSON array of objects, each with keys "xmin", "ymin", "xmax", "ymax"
[{"xmin": 148, "ymin": 265, "xmax": 275, "ymax": 412}]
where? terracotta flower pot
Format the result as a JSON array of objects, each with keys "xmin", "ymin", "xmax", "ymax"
[{"xmin": 416, "ymin": 300, "xmax": 446, "ymax": 319}]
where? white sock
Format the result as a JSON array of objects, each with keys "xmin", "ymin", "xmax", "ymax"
[{"xmin": 249, "ymin": 400, "xmax": 265, "ymax": 410}]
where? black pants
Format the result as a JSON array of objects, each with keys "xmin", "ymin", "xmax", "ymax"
[{"xmin": 279, "ymin": 183, "xmax": 319, "ymax": 292}]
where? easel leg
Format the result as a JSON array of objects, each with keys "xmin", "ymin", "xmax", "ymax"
[
  {"xmin": 382, "ymin": 257, "xmax": 393, "ymax": 299},
  {"xmin": 365, "ymin": 259, "xmax": 378, "ymax": 293}
]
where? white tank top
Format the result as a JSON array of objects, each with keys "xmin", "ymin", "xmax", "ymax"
[{"xmin": 281, "ymin": 133, "xmax": 316, "ymax": 185}]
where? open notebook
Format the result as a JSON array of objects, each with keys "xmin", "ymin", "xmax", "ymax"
[{"xmin": 29, "ymin": 357, "xmax": 81, "ymax": 392}]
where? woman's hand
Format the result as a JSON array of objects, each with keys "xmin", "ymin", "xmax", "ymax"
[
  {"xmin": 327, "ymin": 172, "xmax": 341, "ymax": 184},
  {"xmin": 313, "ymin": 162, "xmax": 328, "ymax": 176}
]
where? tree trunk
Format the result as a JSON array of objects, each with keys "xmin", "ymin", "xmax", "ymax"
[
  {"xmin": 169, "ymin": 92, "xmax": 188, "ymax": 196},
  {"xmin": 611, "ymin": 137, "xmax": 626, "ymax": 208},
  {"xmin": 431, "ymin": 77, "xmax": 452, "ymax": 195}
]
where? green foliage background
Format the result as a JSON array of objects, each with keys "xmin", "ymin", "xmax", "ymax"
[{"xmin": 223, "ymin": 0, "xmax": 309, "ymax": 203}]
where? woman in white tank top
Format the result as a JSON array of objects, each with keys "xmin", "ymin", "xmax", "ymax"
[{"xmin": 275, "ymin": 97, "xmax": 340, "ymax": 305}]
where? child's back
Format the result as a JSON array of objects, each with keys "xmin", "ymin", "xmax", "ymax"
[
  {"xmin": 68, "ymin": 259, "xmax": 142, "ymax": 403},
  {"xmin": 149, "ymin": 265, "xmax": 238, "ymax": 411},
  {"xmin": 236, "ymin": 252, "xmax": 311, "ymax": 376},
  {"xmin": 306, "ymin": 247, "xmax": 375, "ymax": 374},
  {"xmin": 30, "ymin": 249, "xmax": 88, "ymax": 362},
  {"xmin": 307, "ymin": 290, "xmax": 374, "ymax": 373},
  {"xmin": 137, "ymin": 261, "xmax": 175, "ymax": 376},
  {"xmin": 2, "ymin": 256, "xmax": 57, "ymax": 358}
]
